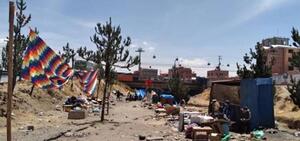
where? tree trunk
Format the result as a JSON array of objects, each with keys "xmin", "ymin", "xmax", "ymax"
[
  {"xmin": 106, "ymin": 83, "xmax": 112, "ymax": 115},
  {"xmin": 101, "ymin": 79, "xmax": 108, "ymax": 121},
  {"xmin": 29, "ymin": 85, "xmax": 34, "ymax": 96},
  {"xmin": 18, "ymin": 69, "xmax": 22, "ymax": 81},
  {"xmin": 0, "ymin": 69, "xmax": 2, "ymax": 83},
  {"xmin": 100, "ymin": 65, "xmax": 110, "ymax": 121},
  {"xmin": 12, "ymin": 70, "xmax": 16, "ymax": 91},
  {"xmin": 70, "ymin": 75, "xmax": 74, "ymax": 91},
  {"xmin": 96, "ymin": 77, "xmax": 101, "ymax": 99}
]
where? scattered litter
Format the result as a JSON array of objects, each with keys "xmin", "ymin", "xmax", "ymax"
[
  {"xmin": 38, "ymin": 112, "xmax": 44, "ymax": 116},
  {"xmin": 294, "ymin": 131, "xmax": 300, "ymax": 137},
  {"xmin": 266, "ymin": 129, "xmax": 278, "ymax": 134},
  {"xmin": 251, "ymin": 130, "xmax": 264, "ymax": 139},
  {"xmin": 92, "ymin": 107, "xmax": 100, "ymax": 113},
  {"xmin": 146, "ymin": 136, "xmax": 164, "ymax": 141},
  {"xmin": 55, "ymin": 105, "xmax": 61, "ymax": 111},
  {"xmin": 139, "ymin": 135, "xmax": 146, "ymax": 140},
  {"xmin": 27, "ymin": 125, "xmax": 34, "ymax": 131}
]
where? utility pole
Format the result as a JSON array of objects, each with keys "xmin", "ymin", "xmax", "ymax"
[
  {"xmin": 217, "ymin": 55, "xmax": 222, "ymax": 70},
  {"xmin": 7, "ymin": 1, "xmax": 15, "ymax": 141},
  {"xmin": 135, "ymin": 47, "xmax": 144, "ymax": 71}
]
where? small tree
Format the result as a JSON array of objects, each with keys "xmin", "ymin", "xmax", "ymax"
[
  {"xmin": 60, "ymin": 43, "xmax": 76, "ymax": 66},
  {"xmin": 237, "ymin": 42, "xmax": 272, "ymax": 79},
  {"xmin": 168, "ymin": 66, "xmax": 189, "ymax": 102},
  {"xmin": 2, "ymin": 0, "xmax": 31, "ymax": 91},
  {"xmin": 287, "ymin": 77, "xmax": 300, "ymax": 108},
  {"xmin": 290, "ymin": 28, "xmax": 300, "ymax": 68},
  {"xmin": 287, "ymin": 27, "xmax": 300, "ymax": 107},
  {"xmin": 59, "ymin": 43, "xmax": 76, "ymax": 89},
  {"xmin": 107, "ymin": 69, "xmax": 117, "ymax": 114},
  {"xmin": 78, "ymin": 18, "xmax": 139, "ymax": 121}
]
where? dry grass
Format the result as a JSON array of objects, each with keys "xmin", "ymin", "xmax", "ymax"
[{"xmin": 274, "ymin": 86, "xmax": 300, "ymax": 129}]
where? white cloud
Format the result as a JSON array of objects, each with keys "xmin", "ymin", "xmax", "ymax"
[
  {"xmin": 147, "ymin": 46, "xmax": 155, "ymax": 52},
  {"xmin": 130, "ymin": 40, "xmax": 156, "ymax": 52},
  {"xmin": 232, "ymin": 0, "xmax": 288, "ymax": 26},
  {"xmin": 179, "ymin": 58, "xmax": 208, "ymax": 67},
  {"xmin": 142, "ymin": 41, "xmax": 148, "ymax": 45}
]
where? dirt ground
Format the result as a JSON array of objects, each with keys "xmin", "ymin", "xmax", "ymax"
[
  {"xmin": 1, "ymin": 100, "xmax": 299, "ymax": 141},
  {"xmin": 0, "ymin": 100, "xmax": 186, "ymax": 141},
  {"xmin": 0, "ymin": 81, "xmax": 300, "ymax": 140}
]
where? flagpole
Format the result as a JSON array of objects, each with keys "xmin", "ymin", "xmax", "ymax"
[{"xmin": 7, "ymin": 1, "xmax": 15, "ymax": 141}]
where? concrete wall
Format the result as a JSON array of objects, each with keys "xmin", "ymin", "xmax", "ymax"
[{"xmin": 272, "ymin": 74, "xmax": 300, "ymax": 85}]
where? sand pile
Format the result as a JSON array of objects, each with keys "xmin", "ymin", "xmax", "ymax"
[{"xmin": 188, "ymin": 88, "xmax": 210, "ymax": 107}]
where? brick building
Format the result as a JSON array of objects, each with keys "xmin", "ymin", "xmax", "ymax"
[
  {"xmin": 158, "ymin": 73, "xmax": 169, "ymax": 81},
  {"xmin": 134, "ymin": 68, "xmax": 158, "ymax": 80},
  {"xmin": 265, "ymin": 45, "xmax": 300, "ymax": 75},
  {"xmin": 262, "ymin": 37, "xmax": 300, "ymax": 75},
  {"xmin": 207, "ymin": 69, "xmax": 229, "ymax": 81},
  {"xmin": 168, "ymin": 66, "xmax": 196, "ymax": 81}
]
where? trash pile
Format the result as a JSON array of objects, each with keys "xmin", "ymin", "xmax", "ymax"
[
  {"xmin": 137, "ymin": 89, "xmax": 280, "ymax": 141},
  {"xmin": 63, "ymin": 93, "xmax": 103, "ymax": 119}
]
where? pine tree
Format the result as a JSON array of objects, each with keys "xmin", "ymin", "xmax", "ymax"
[
  {"xmin": 236, "ymin": 42, "xmax": 272, "ymax": 79},
  {"xmin": 290, "ymin": 28, "xmax": 300, "ymax": 69},
  {"xmin": 59, "ymin": 43, "xmax": 76, "ymax": 89},
  {"xmin": 2, "ymin": 0, "xmax": 31, "ymax": 91},
  {"xmin": 287, "ymin": 27, "xmax": 300, "ymax": 108},
  {"xmin": 287, "ymin": 76, "xmax": 300, "ymax": 108},
  {"xmin": 60, "ymin": 43, "xmax": 76, "ymax": 66},
  {"xmin": 77, "ymin": 18, "xmax": 139, "ymax": 121}
]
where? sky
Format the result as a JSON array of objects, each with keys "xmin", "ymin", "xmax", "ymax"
[{"xmin": 0, "ymin": 0, "xmax": 300, "ymax": 77}]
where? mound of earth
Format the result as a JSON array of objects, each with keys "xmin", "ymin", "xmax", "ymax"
[
  {"xmin": 187, "ymin": 88, "xmax": 210, "ymax": 107},
  {"xmin": 0, "ymin": 78, "xmax": 130, "ymax": 133},
  {"xmin": 274, "ymin": 86, "xmax": 300, "ymax": 129}
]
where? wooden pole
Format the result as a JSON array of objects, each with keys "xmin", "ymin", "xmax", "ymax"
[
  {"xmin": 7, "ymin": 1, "xmax": 15, "ymax": 141},
  {"xmin": 96, "ymin": 75, "xmax": 100, "ymax": 99}
]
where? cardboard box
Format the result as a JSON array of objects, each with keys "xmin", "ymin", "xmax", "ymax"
[
  {"xmin": 209, "ymin": 133, "xmax": 221, "ymax": 141},
  {"xmin": 68, "ymin": 110, "xmax": 86, "ymax": 119}
]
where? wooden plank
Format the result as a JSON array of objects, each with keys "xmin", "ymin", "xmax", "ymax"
[{"xmin": 7, "ymin": 1, "xmax": 15, "ymax": 141}]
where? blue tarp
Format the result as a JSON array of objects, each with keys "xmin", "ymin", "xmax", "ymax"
[
  {"xmin": 240, "ymin": 78, "xmax": 275, "ymax": 130},
  {"xmin": 135, "ymin": 89, "xmax": 146, "ymax": 99},
  {"xmin": 160, "ymin": 94, "xmax": 174, "ymax": 99}
]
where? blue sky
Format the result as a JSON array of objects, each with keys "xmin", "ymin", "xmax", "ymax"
[{"xmin": 0, "ymin": 0, "xmax": 300, "ymax": 77}]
